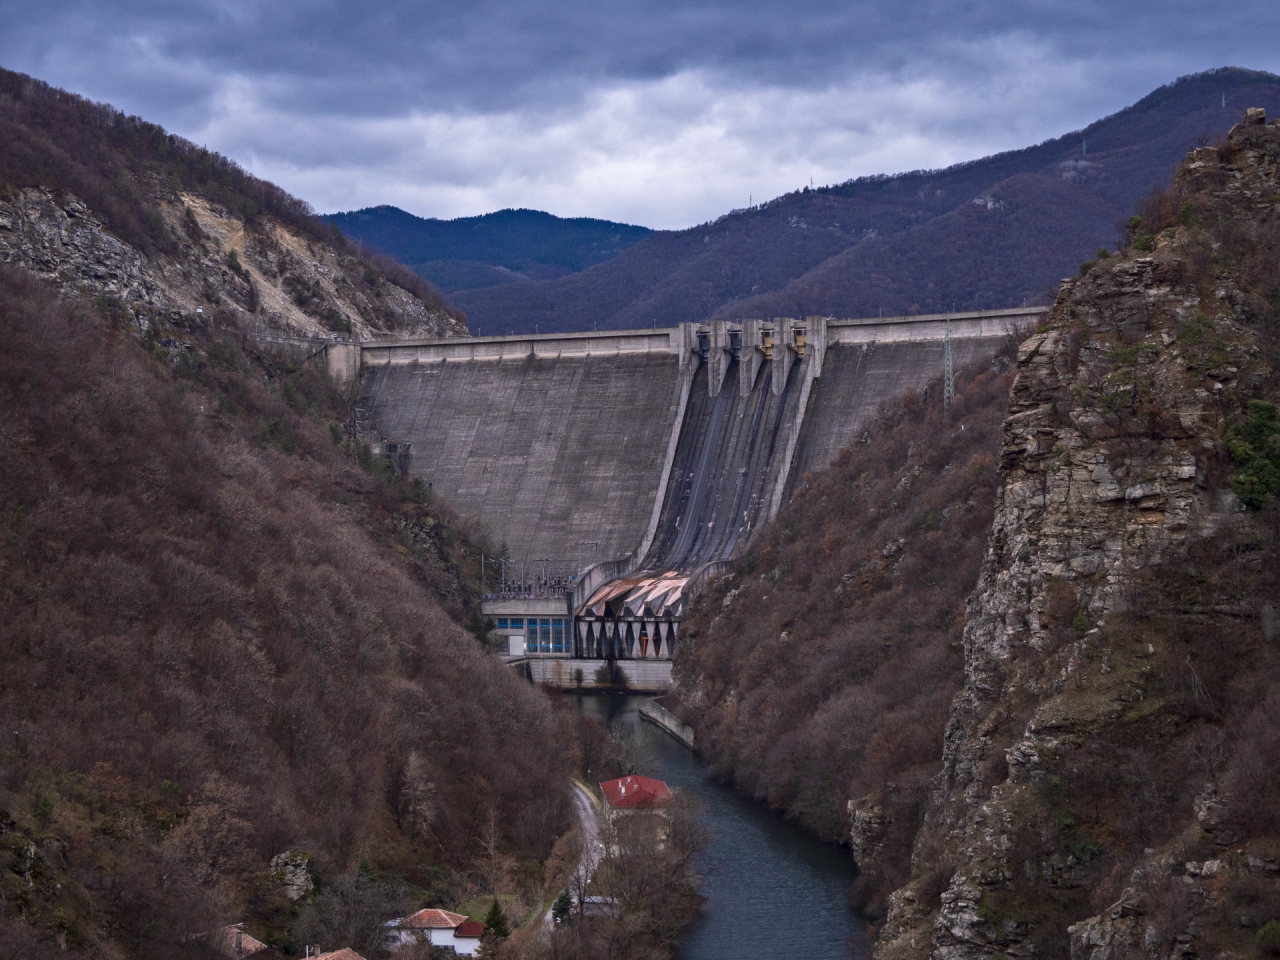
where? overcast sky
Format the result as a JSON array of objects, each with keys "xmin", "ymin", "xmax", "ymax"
[{"xmin": 2, "ymin": 1, "xmax": 1276, "ymax": 228}]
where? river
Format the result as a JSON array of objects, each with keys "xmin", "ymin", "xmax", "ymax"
[{"xmin": 574, "ymin": 693, "xmax": 869, "ymax": 960}]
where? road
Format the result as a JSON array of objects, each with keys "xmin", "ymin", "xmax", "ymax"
[{"xmin": 544, "ymin": 780, "xmax": 603, "ymax": 929}]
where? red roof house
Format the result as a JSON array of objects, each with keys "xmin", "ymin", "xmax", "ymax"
[
  {"xmin": 454, "ymin": 920, "xmax": 484, "ymax": 950},
  {"xmin": 599, "ymin": 775, "xmax": 673, "ymax": 816}
]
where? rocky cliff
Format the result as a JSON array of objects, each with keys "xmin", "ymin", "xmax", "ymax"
[
  {"xmin": 0, "ymin": 186, "xmax": 465, "ymax": 342},
  {"xmin": 877, "ymin": 110, "xmax": 1280, "ymax": 960}
]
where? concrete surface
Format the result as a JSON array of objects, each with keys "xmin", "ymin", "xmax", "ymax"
[
  {"xmin": 362, "ymin": 351, "xmax": 685, "ymax": 564},
  {"xmin": 521, "ymin": 658, "xmax": 674, "ymax": 691},
  {"xmin": 786, "ymin": 336, "xmax": 1013, "ymax": 492},
  {"xmin": 639, "ymin": 699, "xmax": 696, "ymax": 750},
  {"xmin": 641, "ymin": 357, "xmax": 804, "ymax": 572}
]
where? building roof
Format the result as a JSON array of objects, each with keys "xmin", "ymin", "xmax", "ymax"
[
  {"xmin": 216, "ymin": 924, "xmax": 269, "ymax": 957},
  {"xmin": 599, "ymin": 775, "xmax": 673, "ymax": 809},
  {"xmin": 315, "ymin": 950, "xmax": 366, "ymax": 960},
  {"xmin": 455, "ymin": 921, "xmax": 484, "ymax": 939},
  {"xmin": 395, "ymin": 908, "xmax": 469, "ymax": 929}
]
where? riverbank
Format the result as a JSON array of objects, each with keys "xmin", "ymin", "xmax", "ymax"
[{"xmin": 574, "ymin": 693, "xmax": 866, "ymax": 960}]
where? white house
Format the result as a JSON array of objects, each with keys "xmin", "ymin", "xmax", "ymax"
[{"xmin": 384, "ymin": 908, "xmax": 483, "ymax": 956}]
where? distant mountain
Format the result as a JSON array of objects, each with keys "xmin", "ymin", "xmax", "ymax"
[
  {"xmin": 446, "ymin": 67, "xmax": 1280, "ymax": 334},
  {"xmin": 325, "ymin": 205, "xmax": 652, "ymax": 293}
]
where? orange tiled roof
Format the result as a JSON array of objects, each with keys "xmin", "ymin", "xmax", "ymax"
[
  {"xmin": 397, "ymin": 908, "xmax": 469, "ymax": 929},
  {"xmin": 217, "ymin": 924, "xmax": 269, "ymax": 957},
  {"xmin": 316, "ymin": 950, "xmax": 365, "ymax": 960},
  {"xmin": 455, "ymin": 921, "xmax": 484, "ymax": 938}
]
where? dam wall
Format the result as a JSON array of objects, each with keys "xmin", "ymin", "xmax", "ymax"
[
  {"xmin": 360, "ymin": 335, "xmax": 689, "ymax": 564},
  {"xmin": 787, "ymin": 336, "xmax": 1008, "ymax": 492},
  {"xmin": 354, "ymin": 308, "xmax": 1042, "ymax": 571}
]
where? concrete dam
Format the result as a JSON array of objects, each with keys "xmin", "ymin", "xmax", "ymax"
[{"xmin": 344, "ymin": 307, "xmax": 1042, "ymax": 688}]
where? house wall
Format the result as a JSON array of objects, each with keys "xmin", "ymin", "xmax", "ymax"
[{"xmin": 429, "ymin": 927, "xmax": 464, "ymax": 953}]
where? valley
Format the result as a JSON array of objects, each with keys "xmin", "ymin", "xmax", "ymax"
[{"xmin": 1, "ymin": 57, "xmax": 1279, "ymax": 960}]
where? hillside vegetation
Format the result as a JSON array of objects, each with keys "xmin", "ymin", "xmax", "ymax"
[
  {"xmin": 0, "ymin": 66, "xmax": 463, "ymax": 339},
  {"xmin": 452, "ymin": 68, "xmax": 1280, "ymax": 334},
  {"xmin": 876, "ymin": 108, "xmax": 1280, "ymax": 960},
  {"xmin": 0, "ymin": 68, "xmax": 601, "ymax": 960},
  {"xmin": 679, "ymin": 108, "xmax": 1280, "ymax": 959},
  {"xmin": 673, "ymin": 354, "xmax": 1015, "ymax": 917}
]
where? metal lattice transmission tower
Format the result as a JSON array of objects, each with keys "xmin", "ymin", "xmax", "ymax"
[{"xmin": 943, "ymin": 317, "xmax": 955, "ymax": 408}]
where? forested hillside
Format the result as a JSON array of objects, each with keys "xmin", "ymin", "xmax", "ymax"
[
  {"xmin": 673, "ymin": 353, "xmax": 1016, "ymax": 918},
  {"xmin": 878, "ymin": 107, "xmax": 1280, "ymax": 960},
  {"xmin": 451, "ymin": 68, "xmax": 1280, "ymax": 334},
  {"xmin": 325, "ymin": 206, "xmax": 652, "ymax": 295},
  {"xmin": 0, "ymin": 68, "xmax": 584, "ymax": 959}
]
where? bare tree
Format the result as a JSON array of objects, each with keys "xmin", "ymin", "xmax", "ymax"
[
  {"xmin": 292, "ymin": 869, "xmax": 411, "ymax": 958},
  {"xmin": 476, "ymin": 805, "xmax": 515, "ymax": 895},
  {"xmin": 588, "ymin": 795, "xmax": 706, "ymax": 960},
  {"xmin": 403, "ymin": 750, "xmax": 437, "ymax": 840},
  {"xmin": 607, "ymin": 721, "xmax": 654, "ymax": 777}
]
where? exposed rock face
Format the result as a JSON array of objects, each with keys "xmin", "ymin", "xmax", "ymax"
[
  {"xmin": 876, "ymin": 112, "xmax": 1280, "ymax": 960},
  {"xmin": 0, "ymin": 189, "xmax": 166, "ymax": 307},
  {"xmin": 850, "ymin": 798, "xmax": 890, "ymax": 871},
  {"xmin": 0, "ymin": 187, "xmax": 465, "ymax": 341},
  {"xmin": 269, "ymin": 851, "xmax": 314, "ymax": 901}
]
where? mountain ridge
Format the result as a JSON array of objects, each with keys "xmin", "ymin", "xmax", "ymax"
[
  {"xmin": 325, "ymin": 205, "xmax": 652, "ymax": 294},
  {"xmin": 0, "ymin": 65, "xmax": 592, "ymax": 960},
  {"xmin": 447, "ymin": 67, "xmax": 1280, "ymax": 333}
]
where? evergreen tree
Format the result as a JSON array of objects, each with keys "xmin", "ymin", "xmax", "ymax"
[
  {"xmin": 483, "ymin": 898, "xmax": 510, "ymax": 939},
  {"xmin": 552, "ymin": 889, "xmax": 574, "ymax": 925}
]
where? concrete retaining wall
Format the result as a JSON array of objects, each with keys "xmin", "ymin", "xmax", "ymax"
[
  {"xmin": 786, "ymin": 335, "xmax": 1013, "ymax": 492},
  {"xmin": 638, "ymin": 698, "xmax": 695, "ymax": 749},
  {"xmin": 523, "ymin": 657, "xmax": 673, "ymax": 692},
  {"xmin": 359, "ymin": 309, "xmax": 1043, "ymax": 572}
]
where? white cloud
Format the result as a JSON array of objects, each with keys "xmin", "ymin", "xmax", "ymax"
[
  {"xmin": 7, "ymin": 0, "xmax": 1277, "ymax": 229},
  {"xmin": 189, "ymin": 33, "xmax": 1145, "ymax": 228}
]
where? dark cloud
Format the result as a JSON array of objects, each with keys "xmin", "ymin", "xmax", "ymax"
[
  {"xmin": 6, "ymin": 0, "xmax": 1275, "ymax": 115},
  {"xmin": 0, "ymin": 0, "xmax": 1276, "ymax": 226}
]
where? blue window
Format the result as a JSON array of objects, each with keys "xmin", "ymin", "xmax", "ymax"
[
  {"xmin": 496, "ymin": 618, "xmax": 509, "ymax": 629},
  {"xmin": 552, "ymin": 618, "xmax": 565, "ymax": 653},
  {"xmin": 526, "ymin": 632, "xmax": 536, "ymax": 654},
  {"xmin": 539, "ymin": 618, "xmax": 552, "ymax": 653},
  {"xmin": 509, "ymin": 617, "xmax": 523, "ymax": 629}
]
